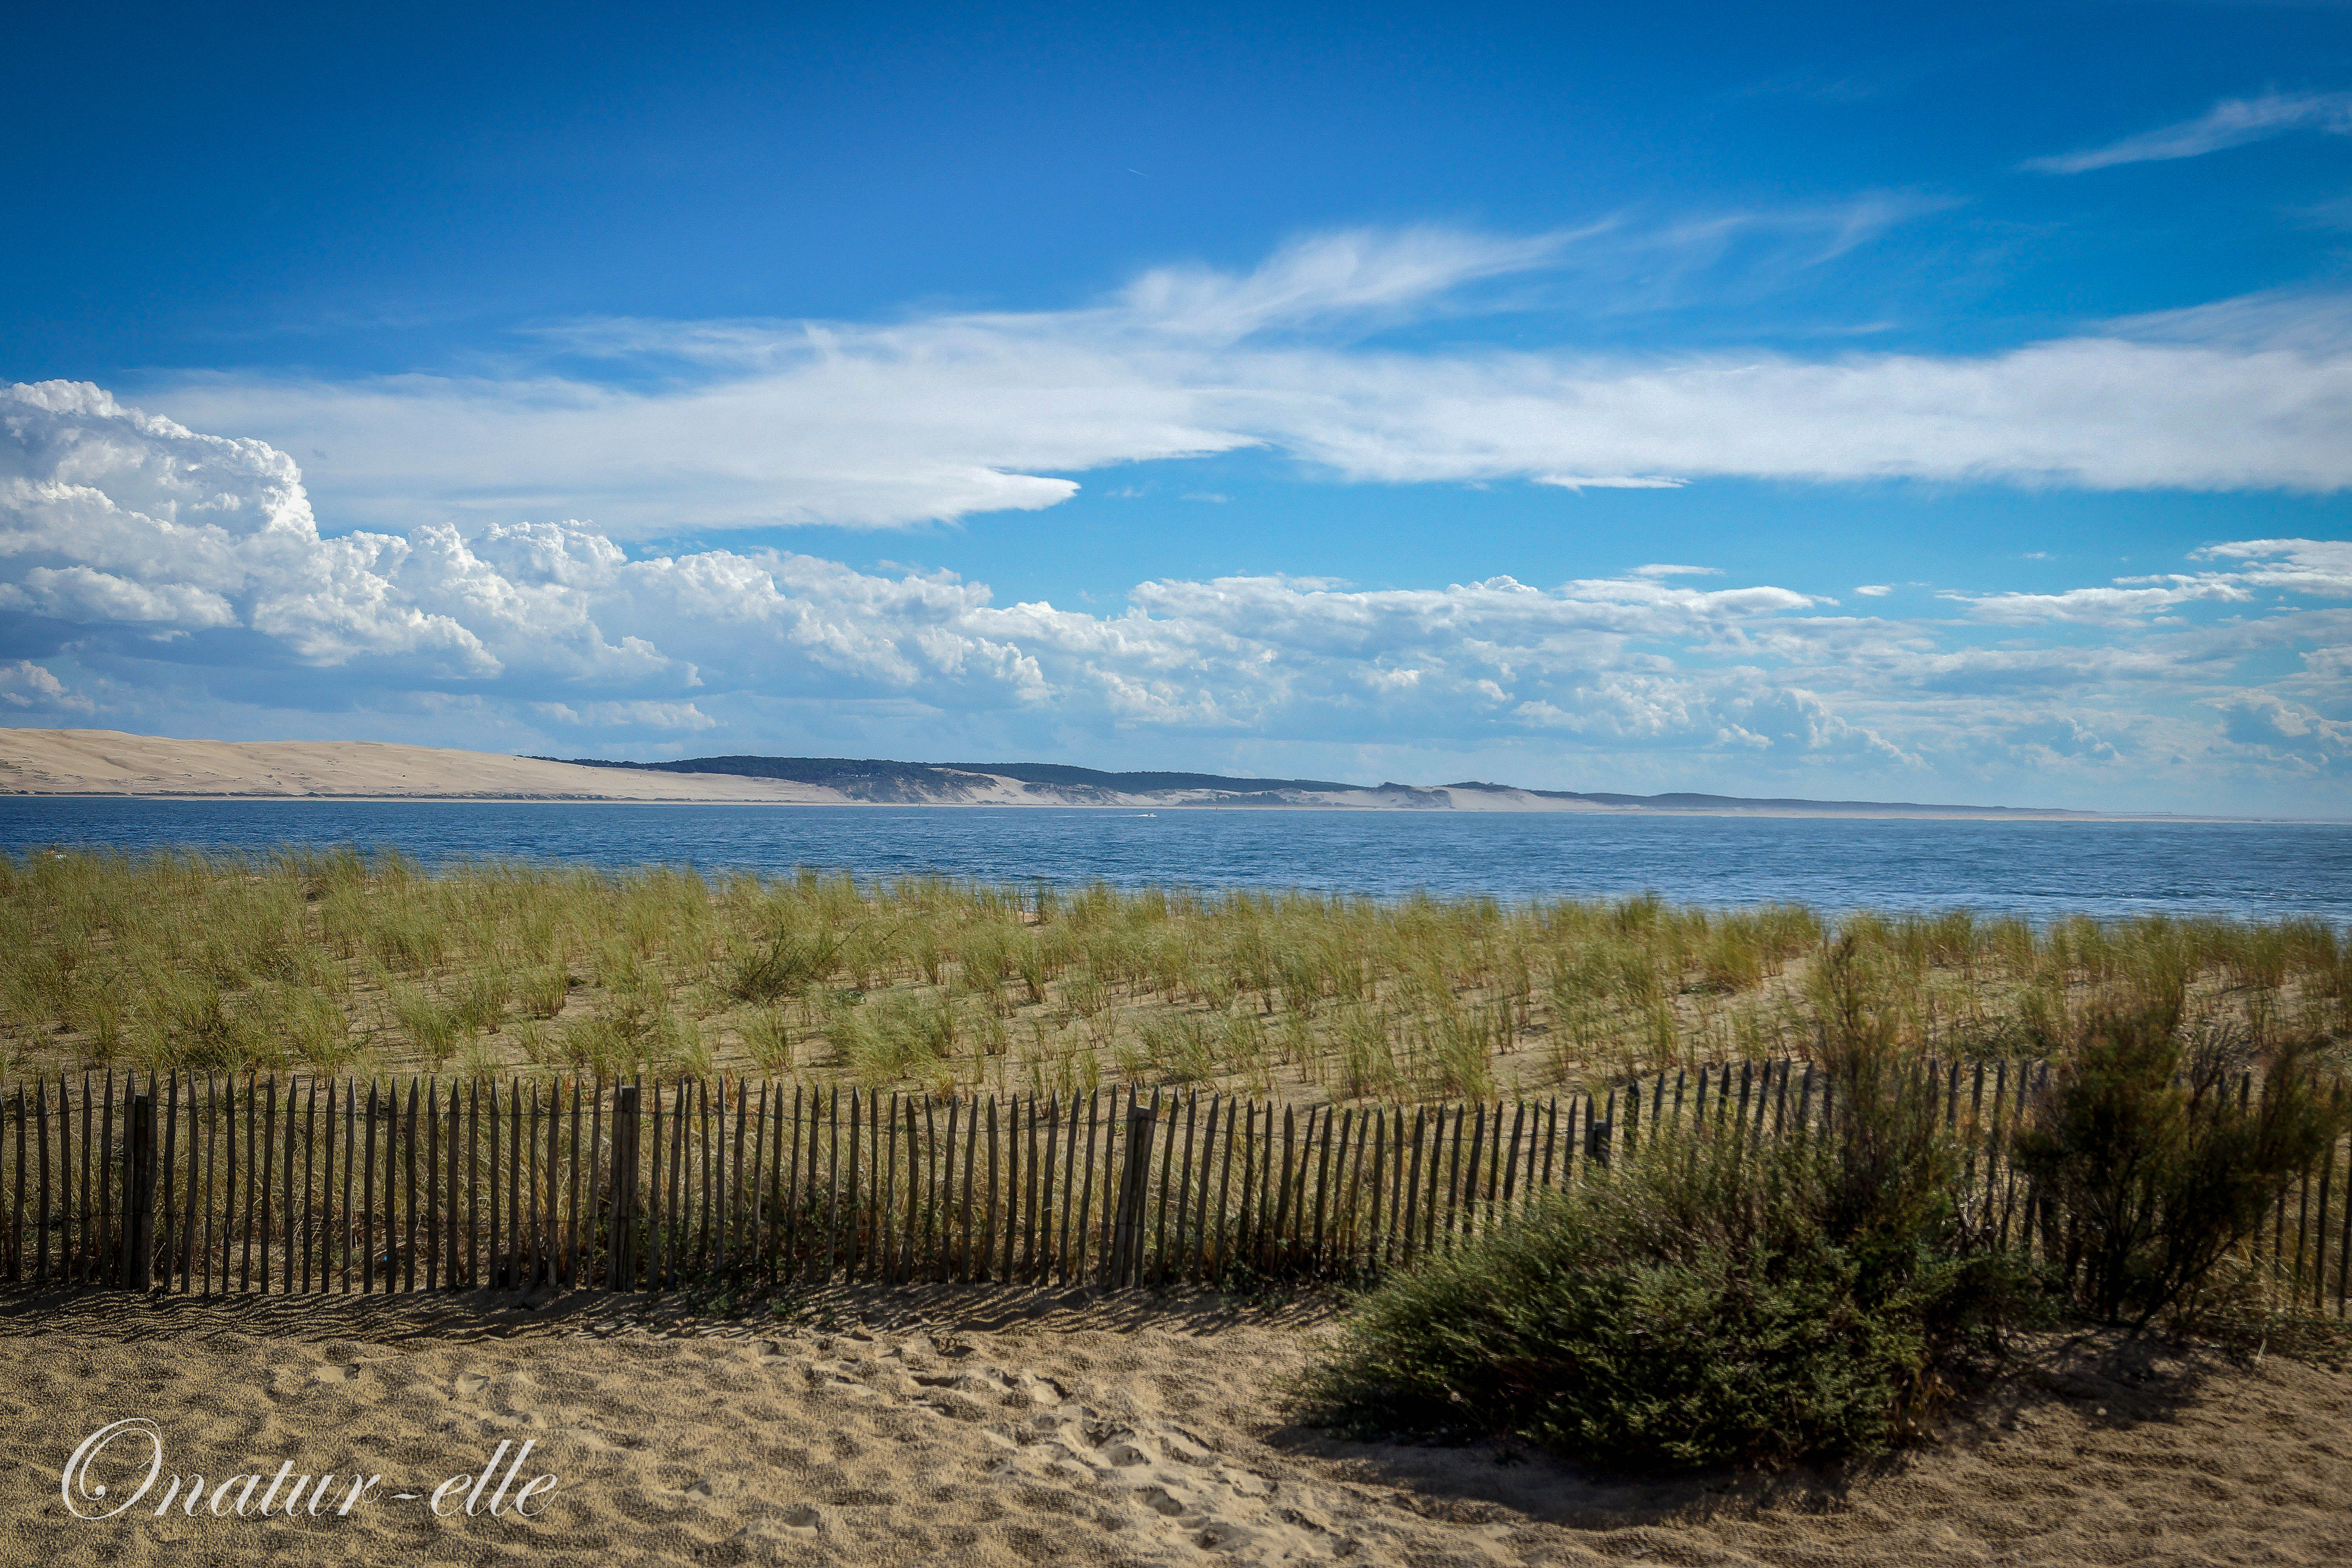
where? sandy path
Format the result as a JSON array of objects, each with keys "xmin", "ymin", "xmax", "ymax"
[{"xmin": 2, "ymin": 1287, "xmax": 2347, "ymax": 1567}]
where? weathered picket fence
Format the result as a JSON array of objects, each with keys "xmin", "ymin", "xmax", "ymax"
[{"xmin": 2, "ymin": 1059, "xmax": 2347, "ymax": 1313}]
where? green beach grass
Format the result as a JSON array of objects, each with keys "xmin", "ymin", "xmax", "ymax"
[{"xmin": 1, "ymin": 846, "xmax": 2343, "ymax": 1097}]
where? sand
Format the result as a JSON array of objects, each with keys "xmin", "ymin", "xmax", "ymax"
[
  {"xmin": 0, "ymin": 729, "xmax": 839, "ymax": 802},
  {"xmin": 3, "ymin": 1287, "xmax": 2348, "ymax": 1567}
]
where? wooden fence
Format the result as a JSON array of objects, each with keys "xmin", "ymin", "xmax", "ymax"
[{"xmin": 2, "ymin": 1060, "xmax": 2347, "ymax": 1313}]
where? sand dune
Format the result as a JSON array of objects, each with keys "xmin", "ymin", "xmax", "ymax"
[
  {"xmin": 4, "ymin": 1287, "xmax": 2347, "ymax": 1566},
  {"xmin": 2, "ymin": 728, "xmax": 2114, "ymax": 815},
  {"xmin": 0, "ymin": 729, "xmax": 836, "ymax": 802}
]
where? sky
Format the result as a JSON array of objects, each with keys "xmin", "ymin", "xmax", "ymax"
[{"xmin": 4, "ymin": 0, "xmax": 2351, "ymax": 814}]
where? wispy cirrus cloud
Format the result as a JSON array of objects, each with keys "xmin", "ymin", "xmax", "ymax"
[
  {"xmin": 133, "ymin": 227, "xmax": 2352, "ymax": 539},
  {"xmin": 2024, "ymin": 89, "xmax": 2352, "ymax": 174}
]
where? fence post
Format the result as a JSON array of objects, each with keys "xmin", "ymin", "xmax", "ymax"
[
  {"xmin": 1109, "ymin": 1105, "xmax": 1155, "ymax": 1289},
  {"xmin": 610, "ymin": 1085, "xmax": 639, "ymax": 1292},
  {"xmin": 121, "ymin": 1092, "xmax": 156, "ymax": 1292},
  {"xmin": 1584, "ymin": 1114, "xmax": 1612, "ymax": 1169}
]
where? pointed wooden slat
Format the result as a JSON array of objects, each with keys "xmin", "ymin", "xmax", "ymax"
[
  {"xmin": 1013, "ymin": 1095, "xmax": 1034, "ymax": 1283},
  {"xmin": 1441, "ymin": 1102, "xmax": 1467, "ymax": 1247},
  {"xmin": 27, "ymin": 1082, "xmax": 46, "ymax": 1287},
  {"xmin": 983, "ymin": 1094, "xmax": 1004, "ymax": 1283},
  {"xmin": 644, "ymin": 1082, "xmax": 662, "ymax": 1288},
  {"xmin": 525, "ymin": 1081, "xmax": 543, "ymax": 1289},
  {"xmin": 782, "ymin": 1085, "xmax": 804, "ymax": 1279},
  {"xmin": 918, "ymin": 1096, "xmax": 939, "ymax": 1283},
  {"xmin": 423, "ymin": 1080, "xmax": 438, "ymax": 1293},
  {"xmin": 568, "ymin": 1076, "xmax": 588, "ymax": 1287},
  {"xmin": 201, "ymin": 1077, "xmax": 219, "ymax": 1295},
  {"xmin": 1394, "ymin": 1106, "xmax": 1421, "ymax": 1267},
  {"xmin": 4, "ymin": 1086, "xmax": 18, "ymax": 1286},
  {"xmin": 881, "ymin": 1091, "xmax": 902, "ymax": 1285},
  {"xmin": 821, "ymin": 1086, "xmax": 843, "ymax": 1284},
  {"xmin": 402, "ymin": 1078, "xmax": 419, "ymax": 1292},
  {"xmin": 1209, "ymin": 1094, "xmax": 1238, "ymax": 1283},
  {"xmin": 904, "ymin": 1093, "xmax": 926, "ymax": 1283},
  {"xmin": 942, "ymin": 1096, "xmax": 965, "ymax": 1279},
  {"xmin": 961, "ymin": 1093, "xmax": 983, "ymax": 1281},
  {"xmin": 359, "ymin": 1080, "xmax": 376, "ymax": 1294},
  {"xmin": 671, "ymin": 1078, "xmax": 693, "ymax": 1285},
  {"xmin": 492, "ymin": 1080, "xmax": 509, "ymax": 1289},
  {"xmin": 98, "ymin": 1072, "xmax": 116, "ymax": 1288},
  {"xmin": 750, "ymin": 1082, "xmax": 770, "ymax": 1285},
  {"xmin": 1052, "ymin": 1091, "xmax": 1078, "ymax": 1284},
  {"xmin": 160, "ymin": 1074, "xmax": 183, "ymax": 1292},
  {"xmin": 1163, "ymin": 1092, "xmax": 1195, "ymax": 1280},
  {"xmin": 2336, "ymin": 1103, "xmax": 2352, "ymax": 1318},
  {"xmin": 1308, "ymin": 1102, "xmax": 1337, "ymax": 1268},
  {"xmin": 1064, "ymin": 1089, "xmax": 1092, "ymax": 1286},
  {"xmin": 280, "ymin": 1076, "xmax": 297, "ymax": 1295},
  {"xmin": 1266, "ymin": 1105, "xmax": 1295, "ymax": 1271},
  {"xmin": 457, "ymin": 1078, "xmax": 474, "ymax": 1290},
  {"xmin": 2303, "ymin": 1091, "xmax": 2330, "ymax": 1312}
]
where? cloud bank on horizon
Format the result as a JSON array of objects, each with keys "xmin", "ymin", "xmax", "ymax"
[{"xmin": 4, "ymin": 361, "xmax": 2347, "ymax": 814}]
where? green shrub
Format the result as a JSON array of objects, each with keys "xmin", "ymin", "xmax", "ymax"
[
  {"xmin": 2013, "ymin": 1000, "xmax": 2343, "ymax": 1329},
  {"xmin": 1293, "ymin": 987, "xmax": 2036, "ymax": 1472}
]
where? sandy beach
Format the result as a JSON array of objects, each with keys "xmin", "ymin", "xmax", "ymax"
[{"xmin": 4, "ymin": 1286, "xmax": 2347, "ymax": 1567}]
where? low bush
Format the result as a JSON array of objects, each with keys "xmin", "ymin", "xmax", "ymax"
[
  {"xmin": 2013, "ymin": 998, "xmax": 2342, "ymax": 1330},
  {"xmin": 1292, "ymin": 1009, "xmax": 2038, "ymax": 1472}
]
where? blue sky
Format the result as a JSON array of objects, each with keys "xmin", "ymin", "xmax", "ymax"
[{"xmin": 4, "ymin": 0, "xmax": 2351, "ymax": 811}]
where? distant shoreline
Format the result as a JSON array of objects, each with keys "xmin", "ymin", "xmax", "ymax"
[
  {"xmin": 0, "ymin": 791, "xmax": 2301, "ymax": 825},
  {"xmin": 0, "ymin": 727, "xmax": 2326, "ymax": 822}
]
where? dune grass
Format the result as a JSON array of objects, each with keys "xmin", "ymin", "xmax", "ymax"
[{"xmin": 0, "ymin": 846, "xmax": 2344, "ymax": 1099}]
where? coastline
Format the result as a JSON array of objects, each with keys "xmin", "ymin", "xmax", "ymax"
[
  {"xmin": 0, "ymin": 728, "xmax": 2298, "ymax": 820},
  {"xmin": 0, "ymin": 792, "xmax": 2273, "ymax": 822}
]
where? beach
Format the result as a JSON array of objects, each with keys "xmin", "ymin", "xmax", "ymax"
[{"xmin": 6, "ymin": 1286, "xmax": 2349, "ymax": 1567}]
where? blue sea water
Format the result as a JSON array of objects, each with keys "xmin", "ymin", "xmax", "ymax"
[{"xmin": 0, "ymin": 799, "xmax": 2343, "ymax": 922}]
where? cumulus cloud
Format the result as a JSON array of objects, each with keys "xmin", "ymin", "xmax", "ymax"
[
  {"xmin": 2211, "ymin": 693, "xmax": 2352, "ymax": 769},
  {"xmin": 4, "ymin": 383, "xmax": 2348, "ymax": 806},
  {"xmin": 138, "ymin": 228, "xmax": 2352, "ymax": 537},
  {"xmin": 0, "ymin": 658, "xmax": 88, "ymax": 711},
  {"xmin": 2025, "ymin": 90, "xmax": 2352, "ymax": 175},
  {"xmin": 2195, "ymin": 537, "xmax": 2352, "ymax": 597}
]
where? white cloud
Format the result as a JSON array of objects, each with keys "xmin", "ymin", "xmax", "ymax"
[
  {"xmin": 2210, "ymin": 693, "xmax": 2352, "ymax": 769},
  {"xmin": 5, "ymin": 385, "xmax": 2350, "ymax": 809},
  {"xmin": 531, "ymin": 699, "xmax": 719, "ymax": 731},
  {"xmin": 2194, "ymin": 537, "xmax": 2352, "ymax": 597},
  {"xmin": 1536, "ymin": 474, "xmax": 1687, "ymax": 492},
  {"xmin": 1854, "ymin": 584, "xmax": 1892, "ymax": 597},
  {"xmin": 1946, "ymin": 579, "xmax": 2255, "ymax": 625},
  {"xmin": 2025, "ymin": 90, "xmax": 2352, "ymax": 174},
  {"xmin": 126, "ymin": 228, "xmax": 2352, "ymax": 539},
  {"xmin": 0, "ymin": 658, "xmax": 88, "ymax": 711}
]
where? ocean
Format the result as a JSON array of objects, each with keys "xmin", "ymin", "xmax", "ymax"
[{"xmin": 2, "ymin": 798, "xmax": 2345, "ymax": 922}]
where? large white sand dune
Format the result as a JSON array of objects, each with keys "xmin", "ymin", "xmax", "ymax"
[{"xmin": 0, "ymin": 729, "xmax": 837, "ymax": 802}]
